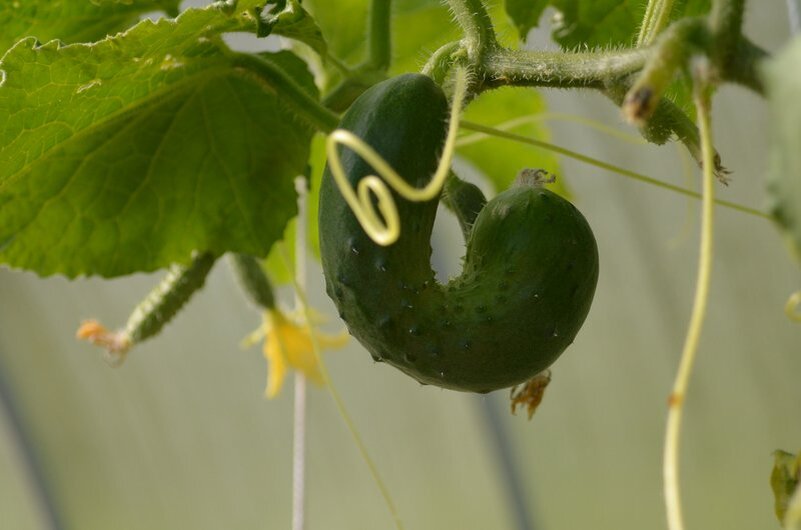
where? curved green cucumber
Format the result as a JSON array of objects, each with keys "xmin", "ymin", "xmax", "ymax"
[{"xmin": 319, "ymin": 73, "xmax": 599, "ymax": 393}]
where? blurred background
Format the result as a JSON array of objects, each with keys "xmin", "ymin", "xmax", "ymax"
[{"xmin": 1, "ymin": 3, "xmax": 799, "ymax": 530}]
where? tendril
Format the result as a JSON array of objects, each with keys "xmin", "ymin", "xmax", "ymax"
[
  {"xmin": 325, "ymin": 68, "xmax": 468, "ymax": 246},
  {"xmin": 785, "ymin": 290, "xmax": 801, "ymax": 323}
]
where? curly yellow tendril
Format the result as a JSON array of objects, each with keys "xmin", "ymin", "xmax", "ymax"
[
  {"xmin": 785, "ymin": 290, "xmax": 801, "ymax": 323},
  {"xmin": 325, "ymin": 68, "xmax": 468, "ymax": 246}
]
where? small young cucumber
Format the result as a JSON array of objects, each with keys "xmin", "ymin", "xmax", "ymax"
[{"xmin": 319, "ymin": 74, "xmax": 599, "ymax": 393}]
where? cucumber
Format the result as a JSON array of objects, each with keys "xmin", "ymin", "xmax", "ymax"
[{"xmin": 319, "ymin": 73, "xmax": 599, "ymax": 393}]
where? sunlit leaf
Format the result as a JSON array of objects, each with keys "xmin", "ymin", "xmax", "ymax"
[
  {"xmin": 0, "ymin": 0, "xmax": 182, "ymax": 53},
  {"xmin": 255, "ymin": 0, "xmax": 328, "ymax": 57},
  {"xmin": 505, "ymin": 0, "xmax": 709, "ymax": 47},
  {"xmin": 0, "ymin": 5, "xmax": 316, "ymax": 277}
]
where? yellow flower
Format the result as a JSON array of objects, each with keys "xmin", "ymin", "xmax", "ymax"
[{"xmin": 249, "ymin": 307, "xmax": 349, "ymax": 398}]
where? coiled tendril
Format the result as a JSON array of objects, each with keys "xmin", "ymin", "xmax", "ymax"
[{"xmin": 325, "ymin": 68, "xmax": 468, "ymax": 246}]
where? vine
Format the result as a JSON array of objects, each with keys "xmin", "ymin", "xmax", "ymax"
[
  {"xmin": 638, "ymin": 0, "xmax": 679, "ymax": 45},
  {"xmin": 663, "ymin": 58, "xmax": 717, "ymax": 530}
]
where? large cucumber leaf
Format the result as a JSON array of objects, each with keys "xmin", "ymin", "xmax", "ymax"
[
  {"xmin": 0, "ymin": 3, "xmax": 316, "ymax": 277},
  {"xmin": 0, "ymin": 0, "xmax": 181, "ymax": 53},
  {"xmin": 255, "ymin": 0, "xmax": 328, "ymax": 57},
  {"xmin": 504, "ymin": 0, "xmax": 710, "ymax": 46}
]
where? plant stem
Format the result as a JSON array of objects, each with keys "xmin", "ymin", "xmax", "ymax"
[
  {"xmin": 481, "ymin": 47, "xmax": 649, "ymax": 89},
  {"xmin": 446, "ymin": 0, "xmax": 498, "ymax": 63},
  {"xmin": 663, "ymin": 64, "xmax": 716, "ymax": 530},
  {"xmin": 640, "ymin": 0, "xmax": 679, "ymax": 46},
  {"xmin": 367, "ymin": 0, "xmax": 392, "ymax": 70},
  {"xmin": 638, "ymin": 0, "xmax": 659, "ymax": 46},
  {"xmin": 458, "ymin": 120, "xmax": 768, "ymax": 219},
  {"xmin": 421, "ymin": 41, "xmax": 463, "ymax": 84},
  {"xmin": 231, "ymin": 53, "xmax": 340, "ymax": 133},
  {"xmin": 624, "ymin": 18, "xmax": 706, "ymax": 123},
  {"xmin": 292, "ymin": 176, "xmax": 309, "ymax": 530}
]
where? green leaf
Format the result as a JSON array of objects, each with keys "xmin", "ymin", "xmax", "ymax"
[
  {"xmin": 392, "ymin": 1, "xmax": 520, "ymax": 75},
  {"xmin": 458, "ymin": 87, "xmax": 565, "ymax": 197},
  {"xmin": 255, "ymin": 0, "xmax": 328, "ymax": 57},
  {"xmin": 771, "ymin": 450, "xmax": 801, "ymax": 526},
  {"xmin": 303, "ymin": 0, "xmax": 519, "ymax": 78},
  {"xmin": 766, "ymin": 36, "xmax": 801, "ymax": 263},
  {"xmin": 511, "ymin": 0, "xmax": 710, "ymax": 48},
  {"xmin": 302, "ymin": 0, "xmax": 367, "ymax": 66},
  {"xmin": 0, "ymin": 0, "xmax": 182, "ymax": 53},
  {"xmin": 504, "ymin": 0, "xmax": 548, "ymax": 40},
  {"xmin": 0, "ymin": 6, "xmax": 317, "ymax": 277}
]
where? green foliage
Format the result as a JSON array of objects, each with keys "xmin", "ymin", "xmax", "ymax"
[
  {"xmin": 772, "ymin": 450, "xmax": 801, "ymax": 528},
  {"xmin": 504, "ymin": 0, "xmax": 548, "ymax": 39},
  {"xmin": 766, "ymin": 36, "xmax": 801, "ymax": 264},
  {"xmin": 254, "ymin": 0, "xmax": 328, "ymax": 57},
  {"xmin": 0, "ymin": 5, "xmax": 315, "ymax": 277},
  {"xmin": 303, "ymin": 0, "xmax": 368, "ymax": 67},
  {"xmin": 0, "ymin": 0, "xmax": 181, "ymax": 53},
  {"xmin": 505, "ymin": 0, "xmax": 710, "ymax": 47}
]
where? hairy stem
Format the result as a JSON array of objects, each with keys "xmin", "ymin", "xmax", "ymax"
[
  {"xmin": 367, "ymin": 0, "xmax": 392, "ymax": 70},
  {"xmin": 624, "ymin": 17, "xmax": 706, "ymax": 123},
  {"xmin": 421, "ymin": 41, "xmax": 463, "ymax": 84},
  {"xmin": 663, "ymin": 65, "xmax": 716, "ymax": 530},
  {"xmin": 638, "ymin": 0, "xmax": 679, "ymax": 45},
  {"xmin": 481, "ymin": 47, "xmax": 649, "ymax": 89},
  {"xmin": 446, "ymin": 0, "xmax": 498, "ymax": 63},
  {"xmin": 638, "ymin": 0, "xmax": 659, "ymax": 45},
  {"xmin": 231, "ymin": 53, "xmax": 340, "ymax": 133}
]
